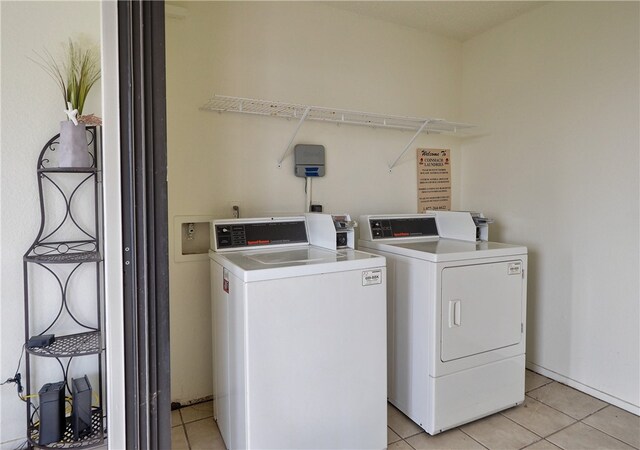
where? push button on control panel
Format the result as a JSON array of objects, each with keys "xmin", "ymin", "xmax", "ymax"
[
  {"xmin": 216, "ymin": 226, "xmax": 234, "ymax": 248},
  {"xmin": 231, "ymin": 225, "xmax": 247, "ymax": 246},
  {"xmin": 370, "ymin": 220, "xmax": 393, "ymax": 239}
]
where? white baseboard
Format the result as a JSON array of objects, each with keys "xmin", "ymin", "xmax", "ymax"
[{"xmin": 526, "ymin": 361, "xmax": 639, "ymax": 416}]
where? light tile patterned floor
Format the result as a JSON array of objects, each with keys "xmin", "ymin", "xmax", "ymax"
[{"xmin": 171, "ymin": 370, "xmax": 640, "ymax": 449}]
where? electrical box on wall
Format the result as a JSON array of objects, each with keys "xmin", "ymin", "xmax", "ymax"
[{"xmin": 294, "ymin": 144, "xmax": 325, "ymax": 177}]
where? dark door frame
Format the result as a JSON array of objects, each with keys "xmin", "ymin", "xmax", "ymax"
[{"xmin": 118, "ymin": 1, "xmax": 171, "ymax": 448}]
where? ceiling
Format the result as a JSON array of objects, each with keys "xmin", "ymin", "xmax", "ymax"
[{"xmin": 323, "ymin": 1, "xmax": 546, "ymax": 42}]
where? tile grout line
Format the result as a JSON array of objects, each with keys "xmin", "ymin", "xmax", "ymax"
[
  {"xmin": 403, "ymin": 430, "xmax": 425, "ymax": 440},
  {"xmin": 388, "ymin": 428, "xmax": 403, "ymax": 445},
  {"xmin": 576, "ymin": 403, "xmax": 638, "ymax": 447},
  {"xmin": 543, "ymin": 419, "xmax": 611, "ymax": 449},
  {"xmin": 525, "ymin": 384, "xmax": 607, "ymax": 422},
  {"xmin": 517, "ymin": 437, "xmax": 545, "ymax": 450},
  {"xmin": 519, "ymin": 403, "xmax": 599, "ymax": 449},
  {"xmin": 580, "ymin": 402, "xmax": 610, "ymax": 420},
  {"xmin": 499, "ymin": 410, "xmax": 545, "ymax": 440},
  {"xmin": 178, "ymin": 409, "xmax": 193, "ymax": 450},
  {"xmin": 403, "ymin": 438, "xmax": 416, "ymax": 449},
  {"xmin": 182, "ymin": 424, "xmax": 192, "ymax": 450},
  {"xmin": 498, "ymin": 392, "xmax": 587, "ymax": 443},
  {"xmin": 457, "ymin": 426, "xmax": 490, "ymax": 449},
  {"xmin": 577, "ymin": 421, "xmax": 639, "ymax": 449},
  {"xmin": 525, "ymin": 377, "xmax": 554, "ymax": 393}
]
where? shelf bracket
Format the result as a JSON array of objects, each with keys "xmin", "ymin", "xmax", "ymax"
[
  {"xmin": 388, "ymin": 120, "xmax": 432, "ymax": 172},
  {"xmin": 277, "ymin": 106, "xmax": 311, "ymax": 168}
]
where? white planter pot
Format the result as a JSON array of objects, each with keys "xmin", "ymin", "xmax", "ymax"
[{"xmin": 58, "ymin": 121, "xmax": 90, "ymax": 167}]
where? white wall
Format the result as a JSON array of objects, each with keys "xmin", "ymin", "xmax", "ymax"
[
  {"xmin": 166, "ymin": 2, "xmax": 464, "ymax": 403},
  {"xmin": 0, "ymin": 2, "xmax": 101, "ymax": 447},
  {"xmin": 460, "ymin": 2, "xmax": 639, "ymax": 412}
]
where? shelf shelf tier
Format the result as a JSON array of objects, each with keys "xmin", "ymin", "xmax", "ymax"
[
  {"xmin": 24, "ymin": 238, "xmax": 101, "ymax": 264},
  {"xmin": 37, "ymin": 168, "xmax": 98, "ymax": 174},
  {"xmin": 202, "ymin": 95, "xmax": 474, "ymax": 134},
  {"xmin": 27, "ymin": 331, "xmax": 102, "ymax": 358},
  {"xmin": 28, "ymin": 408, "xmax": 104, "ymax": 449},
  {"xmin": 201, "ymin": 95, "xmax": 476, "ymax": 170}
]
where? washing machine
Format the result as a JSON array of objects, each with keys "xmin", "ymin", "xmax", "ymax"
[
  {"xmin": 209, "ymin": 216, "xmax": 387, "ymax": 450},
  {"xmin": 358, "ymin": 212, "xmax": 528, "ymax": 435}
]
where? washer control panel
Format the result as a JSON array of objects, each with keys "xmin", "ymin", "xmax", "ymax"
[{"xmin": 213, "ymin": 218, "xmax": 308, "ymax": 250}]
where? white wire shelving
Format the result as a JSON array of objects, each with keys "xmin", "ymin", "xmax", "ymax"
[{"xmin": 201, "ymin": 94, "xmax": 477, "ymax": 171}]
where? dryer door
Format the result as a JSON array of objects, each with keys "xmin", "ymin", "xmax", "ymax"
[{"xmin": 440, "ymin": 260, "xmax": 523, "ymax": 362}]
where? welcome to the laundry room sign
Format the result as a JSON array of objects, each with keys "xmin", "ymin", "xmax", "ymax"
[{"xmin": 417, "ymin": 148, "xmax": 451, "ymax": 212}]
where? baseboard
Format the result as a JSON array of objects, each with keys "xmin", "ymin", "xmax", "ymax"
[
  {"xmin": 526, "ymin": 361, "xmax": 639, "ymax": 415},
  {"xmin": 171, "ymin": 394, "xmax": 214, "ymax": 410}
]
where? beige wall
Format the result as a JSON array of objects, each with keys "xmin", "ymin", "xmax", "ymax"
[
  {"xmin": 166, "ymin": 2, "xmax": 464, "ymax": 403},
  {"xmin": 0, "ymin": 2, "xmax": 101, "ymax": 447},
  {"xmin": 168, "ymin": 1, "xmax": 639, "ymax": 413},
  {"xmin": 460, "ymin": 2, "xmax": 639, "ymax": 412}
]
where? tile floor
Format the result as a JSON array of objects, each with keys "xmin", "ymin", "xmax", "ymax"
[{"xmin": 171, "ymin": 370, "xmax": 639, "ymax": 450}]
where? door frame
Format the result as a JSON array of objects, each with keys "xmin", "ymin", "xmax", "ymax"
[{"xmin": 102, "ymin": 1, "xmax": 171, "ymax": 448}]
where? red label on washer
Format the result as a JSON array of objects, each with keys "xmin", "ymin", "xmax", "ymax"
[
  {"xmin": 223, "ymin": 268, "xmax": 230, "ymax": 293},
  {"xmin": 247, "ymin": 240, "xmax": 270, "ymax": 245}
]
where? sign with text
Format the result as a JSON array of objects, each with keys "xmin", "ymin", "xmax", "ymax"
[{"xmin": 417, "ymin": 148, "xmax": 451, "ymax": 212}]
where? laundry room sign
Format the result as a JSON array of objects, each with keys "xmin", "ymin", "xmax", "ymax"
[{"xmin": 417, "ymin": 148, "xmax": 451, "ymax": 212}]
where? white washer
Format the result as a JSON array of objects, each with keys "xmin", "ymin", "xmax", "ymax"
[
  {"xmin": 209, "ymin": 216, "xmax": 387, "ymax": 450},
  {"xmin": 358, "ymin": 213, "xmax": 528, "ymax": 435}
]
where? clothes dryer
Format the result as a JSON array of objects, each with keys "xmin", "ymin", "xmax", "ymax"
[
  {"xmin": 210, "ymin": 216, "xmax": 387, "ymax": 449},
  {"xmin": 359, "ymin": 213, "xmax": 527, "ymax": 434}
]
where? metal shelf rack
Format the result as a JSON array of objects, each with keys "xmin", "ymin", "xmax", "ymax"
[
  {"xmin": 201, "ymin": 94, "xmax": 477, "ymax": 171},
  {"xmin": 28, "ymin": 408, "xmax": 104, "ymax": 449},
  {"xmin": 22, "ymin": 126, "xmax": 106, "ymax": 449}
]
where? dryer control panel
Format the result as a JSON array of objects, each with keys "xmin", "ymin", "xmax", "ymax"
[{"xmin": 365, "ymin": 216, "xmax": 439, "ymax": 240}]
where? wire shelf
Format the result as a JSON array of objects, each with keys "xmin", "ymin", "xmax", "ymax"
[
  {"xmin": 25, "ymin": 241, "xmax": 101, "ymax": 264},
  {"xmin": 27, "ymin": 332, "xmax": 102, "ymax": 358},
  {"xmin": 201, "ymin": 94, "xmax": 477, "ymax": 170},
  {"xmin": 201, "ymin": 94, "xmax": 476, "ymax": 135},
  {"xmin": 38, "ymin": 168, "xmax": 98, "ymax": 174},
  {"xmin": 28, "ymin": 408, "xmax": 104, "ymax": 449}
]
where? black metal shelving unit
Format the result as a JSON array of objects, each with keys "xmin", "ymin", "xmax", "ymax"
[{"xmin": 23, "ymin": 126, "xmax": 106, "ymax": 449}]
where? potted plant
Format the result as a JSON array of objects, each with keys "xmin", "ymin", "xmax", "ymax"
[{"xmin": 32, "ymin": 38, "xmax": 101, "ymax": 167}]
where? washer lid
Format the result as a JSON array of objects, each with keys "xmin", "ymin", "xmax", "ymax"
[
  {"xmin": 360, "ymin": 239, "xmax": 526, "ymax": 262},
  {"xmin": 245, "ymin": 247, "xmax": 347, "ymax": 265},
  {"xmin": 210, "ymin": 246, "xmax": 385, "ymax": 282}
]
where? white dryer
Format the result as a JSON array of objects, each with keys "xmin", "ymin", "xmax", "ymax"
[
  {"xmin": 358, "ymin": 213, "xmax": 527, "ymax": 435},
  {"xmin": 209, "ymin": 216, "xmax": 387, "ymax": 450}
]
